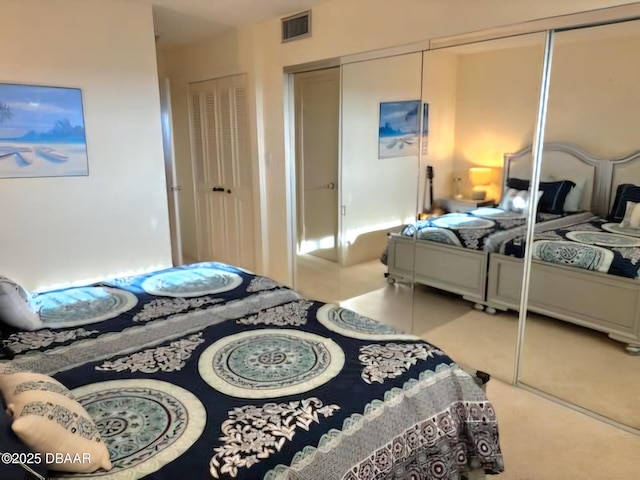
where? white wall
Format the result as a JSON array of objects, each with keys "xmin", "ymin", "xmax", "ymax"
[
  {"xmin": 341, "ymin": 53, "xmax": 422, "ymax": 265},
  {"xmin": 0, "ymin": 0, "xmax": 171, "ymax": 290}
]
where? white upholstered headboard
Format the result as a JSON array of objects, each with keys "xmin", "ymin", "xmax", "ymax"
[
  {"xmin": 503, "ymin": 143, "xmax": 605, "ymax": 215},
  {"xmin": 603, "ymin": 151, "xmax": 640, "ymax": 214}
]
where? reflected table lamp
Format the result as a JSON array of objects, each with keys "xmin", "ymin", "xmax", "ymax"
[{"xmin": 469, "ymin": 167, "xmax": 491, "ymax": 200}]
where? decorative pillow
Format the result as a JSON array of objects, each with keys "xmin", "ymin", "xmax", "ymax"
[
  {"xmin": 499, "ymin": 188, "xmax": 543, "ymax": 213},
  {"xmin": 0, "ymin": 277, "xmax": 42, "ymax": 331},
  {"xmin": 609, "ymin": 184, "xmax": 640, "ymax": 221},
  {"xmin": 0, "ymin": 372, "xmax": 73, "ymax": 407},
  {"xmin": 621, "ymin": 201, "xmax": 640, "ymax": 229},
  {"xmin": 538, "ymin": 180, "xmax": 575, "ymax": 214},
  {"xmin": 0, "ymin": 405, "xmax": 49, "ymax": 480},
  {"xmin": 506, "ymin": 177, "xmax": 530, "ymax": 191},
  {"xmin": 6, "ymin": 390, "xmax": 112, "ymax": 473}
]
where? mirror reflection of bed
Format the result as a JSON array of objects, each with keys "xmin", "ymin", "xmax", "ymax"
[
  {"xmin": 518, "ymin": 20, "xmax": 640, "ymax": 432},
  {"xmin": 344, "ymin": 22, "xmax": 640, "ymax": 433}
]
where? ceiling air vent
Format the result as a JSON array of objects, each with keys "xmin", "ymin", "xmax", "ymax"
[{"xmin": 282, "ymin": 10, "xmax": 311, "ymax": 42}]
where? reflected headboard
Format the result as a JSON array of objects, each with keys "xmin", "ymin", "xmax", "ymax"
[
  {"xmin": 503, "ymin": 143, "xmax": 606, "ymax": 215},
  {"xmin": 603, "ymin": 150, "xmax": 640, "ymax": 214}
]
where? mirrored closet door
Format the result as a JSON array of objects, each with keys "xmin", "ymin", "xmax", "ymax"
[
  {"xmin": 292, "ymin": 53, "xmax": 423, "ymax": 333},
  {"xmin": 338, "ymin": 53, "xmax": 423, "ymax": 332},
  {"xmin": 292, "ymin": 67, "xmax": 342, "ymax": 303},
  {"xmin": 519, "ymin": 20, "xmax": 640, "ymax": 431},
  {"xmin": 410, "ymin": 33, "xmax": 547, "ymax": 383}
]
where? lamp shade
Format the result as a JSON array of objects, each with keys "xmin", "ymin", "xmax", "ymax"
[{"xmin": 469, "ymin": 167, "xmax": 491, "ymax": 186}]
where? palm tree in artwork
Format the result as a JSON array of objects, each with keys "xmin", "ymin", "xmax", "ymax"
[{"xmin": 0, "ymin": 102, "xmax": 13, "ymax": 124}]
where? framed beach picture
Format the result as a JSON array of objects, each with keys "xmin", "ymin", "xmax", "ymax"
[
  {"xmin": 378, "ymin": 100, "xmax": 420, "ymax": 159},
  {"xmin": 0, "ymin": 83, "xmax": 88, "ymax": 178}
]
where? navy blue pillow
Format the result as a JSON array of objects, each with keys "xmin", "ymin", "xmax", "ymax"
[
  {"xmin": 506, "ymin": 178, "xmax": 530, "ymax": 190},
  {"xmin": 538, "ymin": 180, "xmax": 575, "ymax": 214},
  {"xmin": 608, "ymin": 184, "xmax": 640, "ymax": 221},
  {"xmin": 0, "ymin": 407, "xmax": 48, "ymax": 479}
]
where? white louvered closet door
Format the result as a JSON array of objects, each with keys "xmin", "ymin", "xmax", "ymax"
[{"xmin": 189, "ymin": 75, "xmax": 255, "ymax": 270}]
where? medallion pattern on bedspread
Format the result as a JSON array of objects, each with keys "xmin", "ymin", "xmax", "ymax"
[
  {"xmin": 132, "ymin": 296, "xmax": 224, "ymax": 322},
  {"xmin": 602, "ymin": 222, "xmax": 640, "ymax": 237},
  {"xmin": 2, "ymin": 328, "xmax": 99, "ymax": 354},
  {"xmin": 416, "ymin": 228, "xmax": 462, "ymax": 246},
  {"xmin": 613, "ymin": 247, "xmax": 640, "ymax": 265},
  {"xmin": 141, "ymin": 267, "xmax": 243, "ymax": 297},
  {"xmin": 198, "ymin": 329, "xmax": 345, "ymax": 398},
  {"xmin": 246, "ymin": 276, "xmax": 284, "ymax": 293},
  {"xmin": 316, "ymin": 304, "xmax": 418, "ymax": 340},
  {"xmin": 57, "ymin": 379, "xmax": 206, "ymax": 479},
  {"xmin": 33, "ymin": 287, "xmax": 138, "ymax": 327},
  {"xmin": 565, "ymin": 231, "xmax": 640, "ymax": 247},
  {"xmin": 532, "ymin": 240, "xmax": 614, "ymax": 273},
  {"xmin": 237, "ymin": 300, "xmax": 313, "ymax": 327},
  {"xmin": 458, "ymin": 228, "xmax": 493, "ymax": 250},
  {"xmin": 210, "ymin": 398, "xmax": 340, "ymax": 479},
  {"xmin": 359, "ymin": 343, "xmax": 443, "ymax": 384},
  {"xmin": 95, "ymin": 333, "xmax": 205, "ymax": 373}
]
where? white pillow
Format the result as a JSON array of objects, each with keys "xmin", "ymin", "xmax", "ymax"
[
  {"xmin": 499, "ymin": 188, "xmax": 543, "ymax": 213},
  {"xmin": 6, "ymin": 390, "xmax": 112, "ymax": 473},
  {"xmin": 0, "ymin": 276, "xmax": 42, "ymax": 331},
  {"xmin": 549, "ymin": 176, "xmax": 585, "ymax": 212},
  {"xmin": 621, "ymin": 201, "xmax": 640, "ymax": 229}
]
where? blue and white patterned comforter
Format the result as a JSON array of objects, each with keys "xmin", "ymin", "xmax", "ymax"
[
  {"xmin": 504, "ymin": 217, "xmax": 640, "ymax": 279},
  {"xmin": 395, "ymin": 208, "xmax": 570, "ymax": 252},
  {"xmin": 0, "ymin": 263, "xmax": 504, "ymax": 480}
]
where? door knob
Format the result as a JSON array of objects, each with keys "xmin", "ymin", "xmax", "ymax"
[
  {"xmin": 327, "ymin": 182, "xmax": 335, "ymax": 190},
  {"xmin": 227, "ymin": 189, "xmax": 232, "ymax": 194}
]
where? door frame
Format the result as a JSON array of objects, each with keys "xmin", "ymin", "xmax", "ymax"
[
  {"xmin": 285, "ymin": 65, "xmax": 343, "ymax": 291},
  {"xmin": 159, "ymin": 78, "xmax": 183, "ymax": 266}
]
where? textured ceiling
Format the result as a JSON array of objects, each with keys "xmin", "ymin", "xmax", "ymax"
[{"xmin": 146, "ymin": 0, "xmax": 329, "ymax": 47}]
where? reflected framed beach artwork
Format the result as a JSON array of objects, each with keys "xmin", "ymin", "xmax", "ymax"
[
  {"xmin": 378, "ymin": 100, "xmax": 420, "ymax": 159},
  {"xmin": 0, "ymin": 83, "xmax": 88, "ymax": 178}
]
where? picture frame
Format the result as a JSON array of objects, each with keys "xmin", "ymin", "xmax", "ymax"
[
  {"xmin": 0, "ymin": 82, "xmax": 88, "ymax": 179},
  {"xmin": 378, "ymin": 100, "xmax": 420, "ymax": 159}
]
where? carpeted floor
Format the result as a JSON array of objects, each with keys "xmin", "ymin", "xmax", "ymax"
[
  {"xmin": 422, "ymin": 307, "xmax": 640, "ymax": 431},
  {"xmin": 487, "ymin": 379, "xmax": 640, "ymax": 479}
]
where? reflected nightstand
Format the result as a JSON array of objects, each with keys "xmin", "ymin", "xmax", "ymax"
[{"xmin": 445, "ymin": 198, "xmax": 495, "ymax": 213}]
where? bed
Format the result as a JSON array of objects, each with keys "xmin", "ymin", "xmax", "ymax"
[
  {"xmin": 384, "ymin": 142, "xmax": 599, "ymax": 308},
  {"xmin": 0, "ymin": 262, "xmax": 504, "ymax": 479},
  {"xmin": 485, "ymin": 144, "xmax": 640, "ymax": 354}
]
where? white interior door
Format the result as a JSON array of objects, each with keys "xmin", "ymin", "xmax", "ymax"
[
  {"xmin": 189, "ymin": 75, "xmax": 255, "ymax": 270},
  {"xmin": 295, "ymin": 68, "xmax": 340, "ymax": 262},
  {"xmin": 217, "ymin": 75, "xmax": 255, "ymax": 270}
]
